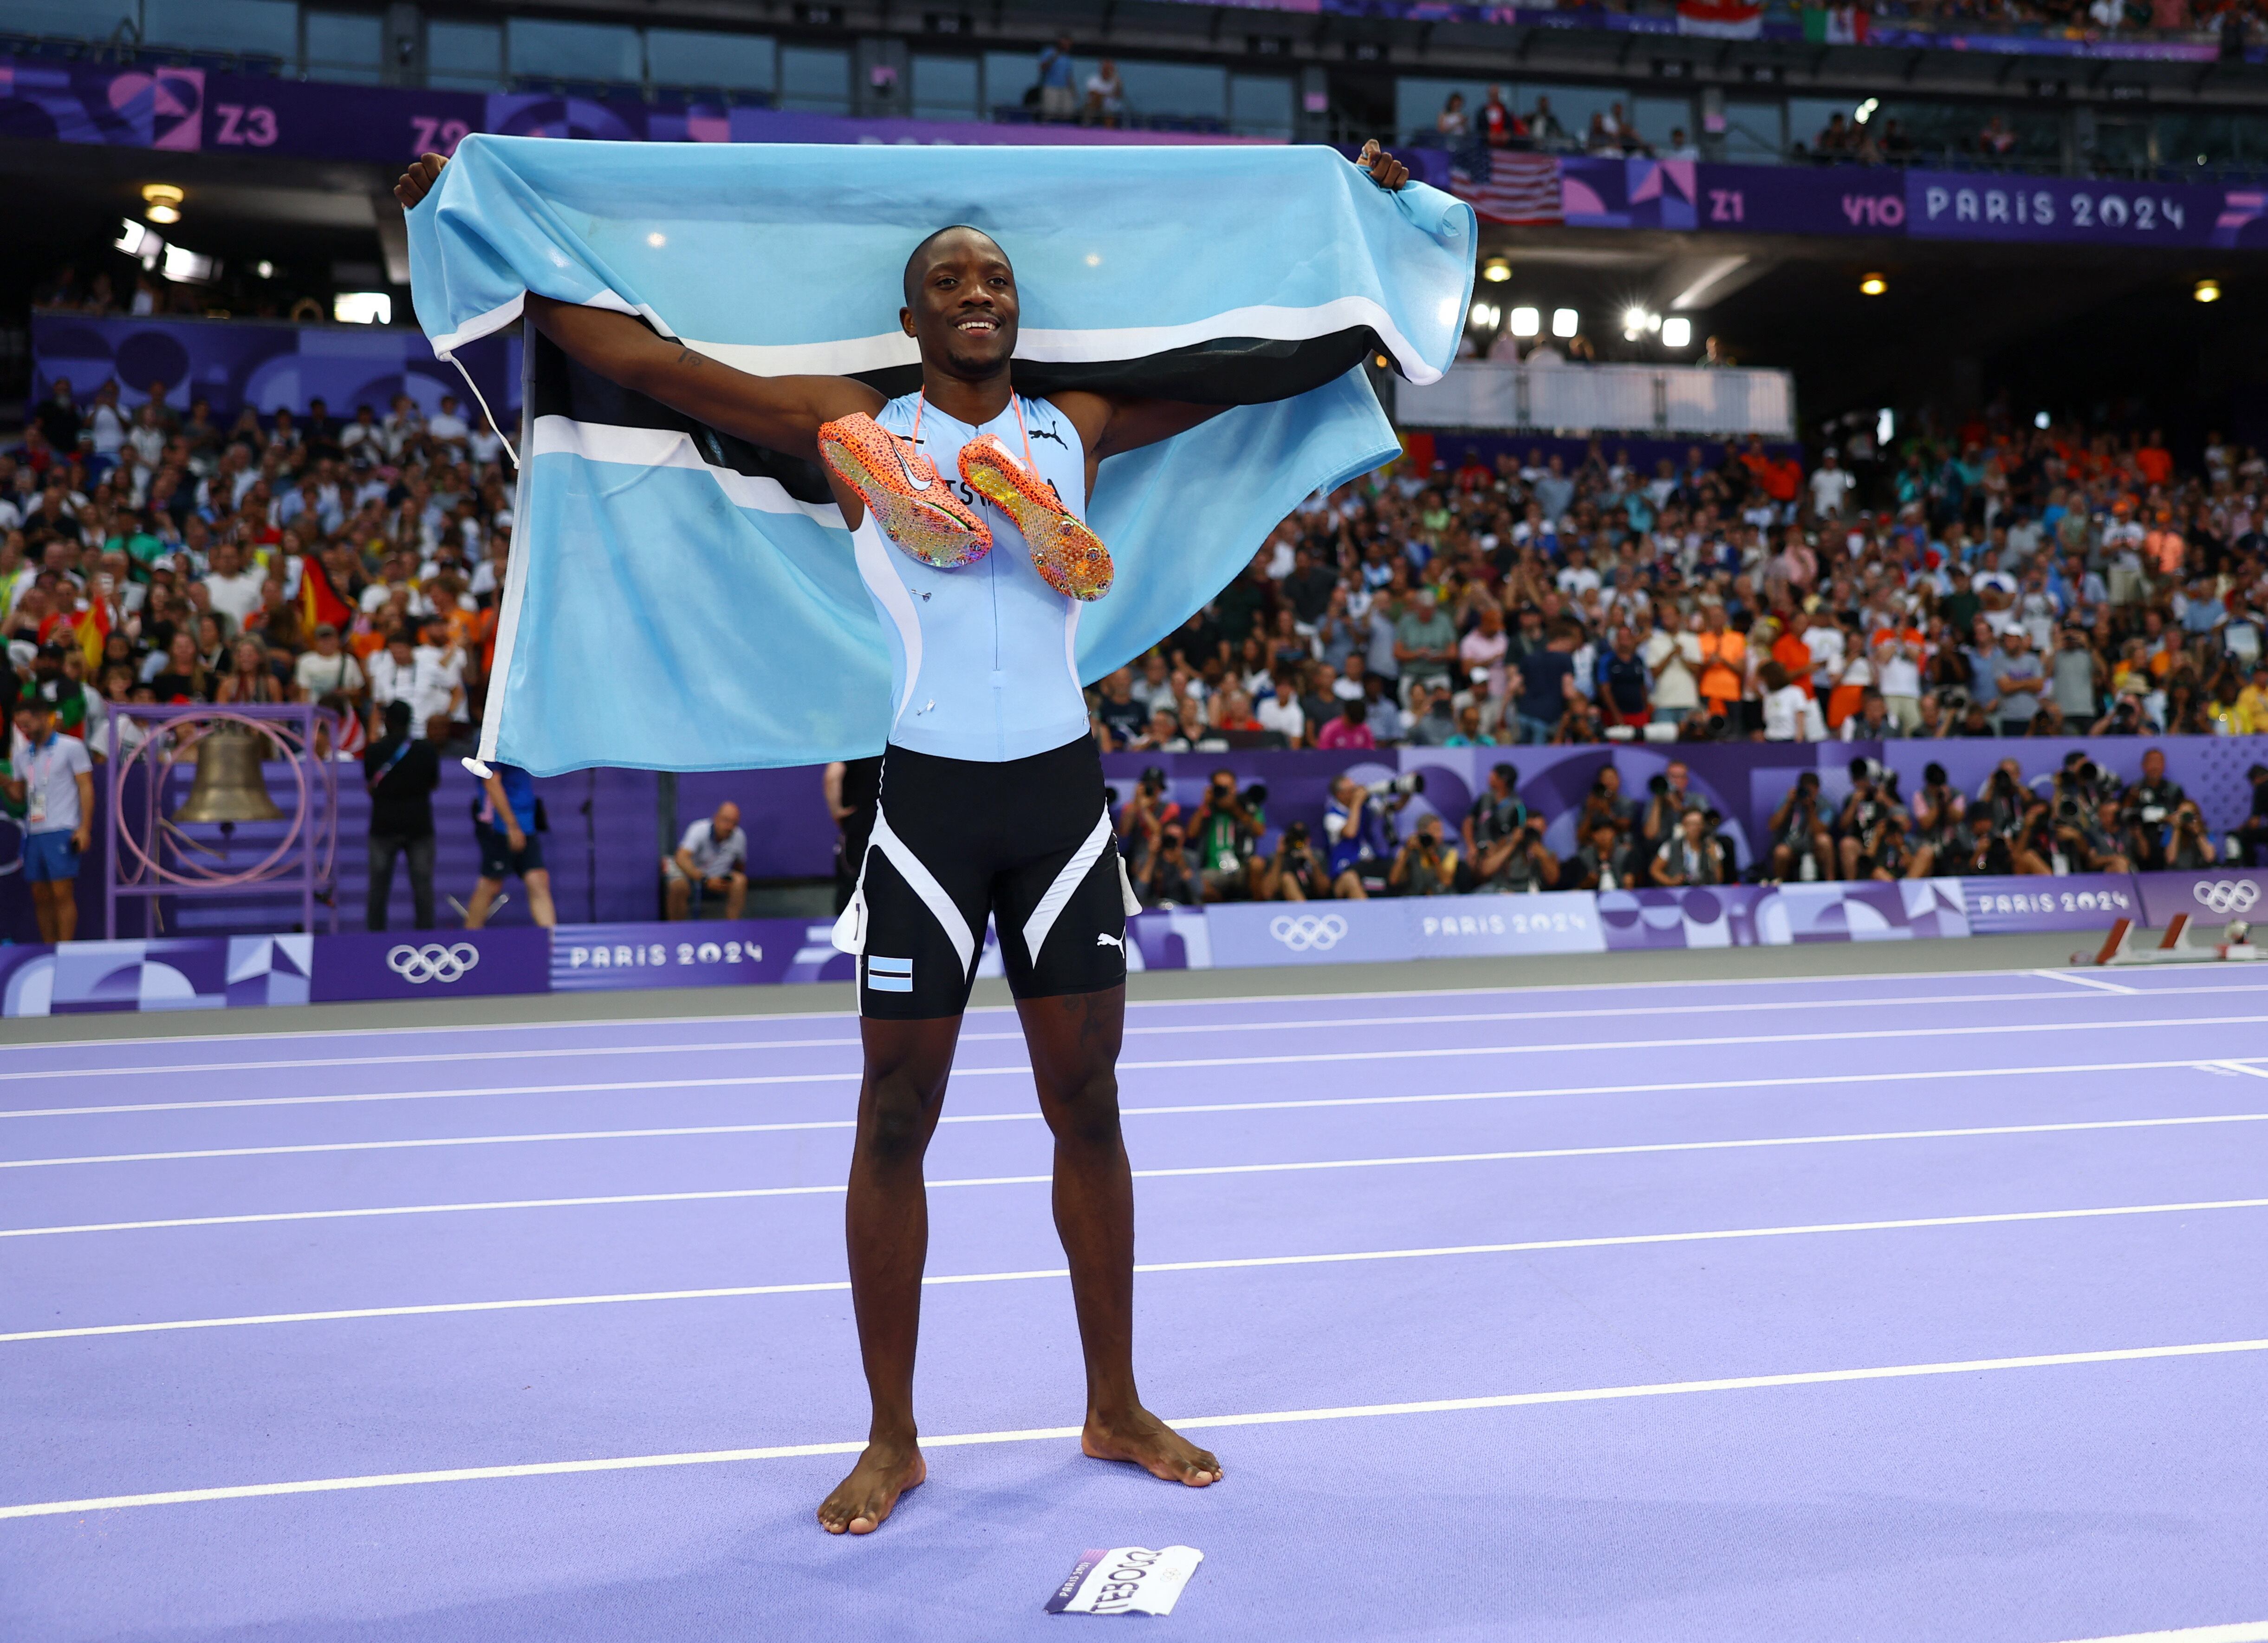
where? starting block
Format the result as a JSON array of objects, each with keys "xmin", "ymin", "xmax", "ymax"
[{"xmin": 2081, "ymin": 913, "xmax": 2260, "ymax": 966}]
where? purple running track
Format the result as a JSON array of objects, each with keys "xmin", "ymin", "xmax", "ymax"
[{"xmin": 4, "ymin": 964, "xmax": 2267, "ymax": 1642}]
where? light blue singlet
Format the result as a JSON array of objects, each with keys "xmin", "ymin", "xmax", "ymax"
[{"xmin": 849, "ymin": 391, "xmax": 1093, "ymax": 765}]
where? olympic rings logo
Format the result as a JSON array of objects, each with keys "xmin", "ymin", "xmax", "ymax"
[
  {"xmin": 2192, "ymin": 880, "xmax": 2261, "ymax": 916},
  {"xmin": 386, "ymin": 942, "xmax": 481, "ymax": 985},
  {"xmin": 1269, "ymin": 913, "xmax": 1349, "ymax": 952}
]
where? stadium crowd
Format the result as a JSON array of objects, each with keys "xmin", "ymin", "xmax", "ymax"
[{"xmin": 5, "ymin": 366, "xmax": 2267, "ymax": 916}]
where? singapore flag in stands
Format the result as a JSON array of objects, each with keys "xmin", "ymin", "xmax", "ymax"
[{"xmin": 1676, "ymin": 0, "xmax": 1764, "ymax": 35}]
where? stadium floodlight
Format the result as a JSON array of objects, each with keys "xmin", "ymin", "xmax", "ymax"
[
  {"xmin": 114, "ymin": 220, "xmax": 161, "ymax": 262},
  {"xmin": 334, "ymin": 292, "xmax": 394, "ymax": 325},
  {"xmin": 1482, "ymin": 257, "xmax": 1512, "ymax": 283},
  {"xmin": 1859, "ymin": 274, "xmax": 1887, "ymax": 296},
  {"xmin": 142, "ymin": 182, "xmax": 183, "ymax": 225},
  {"xmin": 1854, "ymin": 97, "xmax": 1879, "ymax": 125},
  {"xmin": 160, "ymin": 243, "xmax": 214, "ymax": 283},
  {"xmin": 1509, "ymin": 306, "xmax": 1540, "ymax": 337},
  {"xmin": 1551, "ymin": 307, "xmax": 1578, "ymax": 338},
  {"xmin": 255, "ymin": 260, "xmax": 275, "ymax": 280},
  {"xmin": 1661, "ymin": 317, "xmax": 1692, "ymax": 348},
  {"xmin": 1876, "ymin": 408, "xmax": 1894, "ymax": 445},
  {"xmin": 1469, "ymin": 300, "xmax": 1499, "ymax": 329},
  {"xmin": 2034, "ymin": 411, "xmax": 2051, "ymax": 429},
  {"xmin": 2194, "ymin": 279, "xmax": 2221, "ymax": 303},
  {"xmin": 1624, "ymin": 306, "xmax": 1648, "ymax": 332}
]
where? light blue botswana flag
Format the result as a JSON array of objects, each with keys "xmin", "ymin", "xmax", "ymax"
[{"xmin": 408, "ymin": 136, "xmax": 1475, "ymax": 774}]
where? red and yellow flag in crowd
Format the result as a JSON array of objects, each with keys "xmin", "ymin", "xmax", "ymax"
[
  {"xmin": 299, "ymin": 554, "xmax": 355, "ymax": 632},
  {"xmin": 76, "ymin": 594, "xmax": 110, "ymax": 673}
]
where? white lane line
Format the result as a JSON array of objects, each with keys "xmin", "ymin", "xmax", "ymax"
[
  {"xmin": 2036, "ymin": 968, "xmax": 2139, "ymax": 996},
  {"xmin": 11, "ymin": 1015, "xmax": 2266, "ymax": 1122},
  {"xmin": 9, "ymin": 985, "xmax": 2233, "ymax": 1086},
  {"xmin": 2209, "ymin": 1060, "xmax": 2268, "ymax": 1081},
  {"xmin": 3, "ymin": 1335, "xmax": 2260, "ymax": 1521},
  {"xmin": 2048, "ymin": 1625, "xmax": 2268, "ymax": 1643},
  {"xmin": 0, "ymin": 1066, "xmax": 2242, "ymax": 1214},
  {"xmin": 10, "ymin": 1105, "xmax": 2261, "ymax": 1173},
  {"xmin": 6, "ymin": 1195, "xmax": 2262, "ymax": 1338},
  {"xmin": 9, "ymin": 964, "xmax": 2260, "ymax": 1068}
]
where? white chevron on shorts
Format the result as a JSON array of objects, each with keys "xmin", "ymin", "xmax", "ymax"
[
  {"xmin": 1022, "ymin": 809, "xmax": 1115, "ymax": 968},
  {"xmin": 870, "ymin": 810, "xmax": 977, "ymax": 980}
]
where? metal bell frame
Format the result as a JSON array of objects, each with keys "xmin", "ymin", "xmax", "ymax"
[{"xmin": 103, "ymin": 703, "xmax": 343, "ymax": 939}]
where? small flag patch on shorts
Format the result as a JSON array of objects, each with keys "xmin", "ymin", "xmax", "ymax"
[
  {"xmin": 866, "ymin": 955, "xmax": 913, "ymax": 992},
  {"xmin": 1044, "ymin": 1545, "xmax": 1203, "ymax": 1616}
]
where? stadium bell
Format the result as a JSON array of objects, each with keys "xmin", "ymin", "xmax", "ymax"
[{"xmin": 173, "ymin": 723, "xmax": 286, "ymax": 823}]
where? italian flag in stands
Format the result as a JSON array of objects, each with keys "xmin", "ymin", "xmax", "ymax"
[
  {"xmin": 1802, "ymin": 6, "xmax": 1872, "ymax": 42},
  {"xmin": 1677, "ymin": 0, "xmax": 1764, "ymax": 35}
]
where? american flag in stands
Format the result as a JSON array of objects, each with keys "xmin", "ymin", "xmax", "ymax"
[{"xmin": 1447, "ymin": 140, "xmax": 1563, "ymax": 226}]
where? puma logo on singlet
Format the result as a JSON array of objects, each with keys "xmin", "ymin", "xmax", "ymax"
[
  {"xmin": 1095, "ymin": 932, "xmax": 1123, "ymax": 950},
  {"xmin": 1027, "ymin": 422, "xmax": 1069, "ymax": 449}
]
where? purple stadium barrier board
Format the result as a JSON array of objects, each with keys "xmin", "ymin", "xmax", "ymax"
[
  {"xmin": 1959, "ymin": 874, "xmax": 2141, "ymax": 935},
  {"xmin": 1203, "ymin": 891, "xmax": 1605, "ymax": 968},
  {"xmin": 0, "ymin": 58, "xmax": 1259, "ymax": 168},
  {"xmin": 0, "ymin": 868, "xmax": 2249, "ymax": 1014},
  {"xmin": 2132, "ymin": 870, "xmax": 2268, "ymax": 927},
  {"xmin": 307, "ymin": 927, "xmax": 551, "ymax": 1002},
  {"xmin": 552, "ymin": 919, "xmax": 854, "ymax": 990}
]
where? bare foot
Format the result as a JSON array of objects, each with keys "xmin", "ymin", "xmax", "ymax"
[
  {"xmin": 1082, "ymin": 1406, "xmax": 1221, "ymax": 1487},
  {"xmin": 817, "ymin": 1439, "xmax": 926, "ymax": 1535}
]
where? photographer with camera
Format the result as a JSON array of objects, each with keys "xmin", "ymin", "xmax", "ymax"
[
  {"xmin": 1133, "ymin": 821, "xmax": 1202, "ymax": 908},
  {"xmin": 1323, "ymin": 772, "xmax": 1407, "ymax": 899},
  {"xmin": 1910, "ymin": 760, "xmax": 1964, "ymax": 858},
  {"xmin": 1651, "ymin": 806, "xmax": 1728, "ymax": 887},
  {"xmin": 2121, "ymin": 747, "xmax": 2187, "ymax": 871},
  {"xmin": 1953, "ymin": 808, "xmax": 2015, "ymax": 875},
  {"xmin": 1189, "ymin": 768, "xmax": 1265, "ymax": 901},
  {"xmin": 1570, "ymin": 815, "xmax": 1631, "ymax": 889},
  {"xmin": 1256, "ymin": 819, "xmax": 1334, "ymax": 901},
  {"xmin": 2165, "ymin": 799, "xmax": 2218, "ymax": 870},
  {"xmin": 1766, "ymin": 770, "xmax": 1835, "ymax": 882},
  {"xmin": 1389, "ymin": 810, "xmax": 1462, "ymax": 896},
  {"xmin": 1833, "ymin": 757, "xmax": 1903, "ymax": 880},
  {"xmin": 1576, "ymin": 764, "xmax": 1636, "ymax": 844},
  {"xmin": 1861, "ymin": 809, "xmax": 1924, "ymax": 880},
  {"xmin": 1461, "ymin": 761, "xmax": 1525, "ymax": 864},
  {"xmin": 1469, "ymin": 805, "xmax": 1559, "ymax": 895},
  {"xmin": 1638, "ymin": 760, "xmax": 1703, "ymax": 854}
]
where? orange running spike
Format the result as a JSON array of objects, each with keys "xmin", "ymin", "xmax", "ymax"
[
  {"xmin": 958, "ymin": 432, "xmax": 1114, "ymax": 601},
  {"xmin": 818, "ymin": 413, "xmax": 991, "ymax": 568}
]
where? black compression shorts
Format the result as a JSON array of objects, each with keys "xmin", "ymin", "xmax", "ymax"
[{"xmin": 845, "ymin": 734, "xmax": 1128, "ymax": 1019}]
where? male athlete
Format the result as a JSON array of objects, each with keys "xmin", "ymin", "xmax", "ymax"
[{"xmin": 396, "ymin": 140, "xmax": 1411, "ymax": 1536}]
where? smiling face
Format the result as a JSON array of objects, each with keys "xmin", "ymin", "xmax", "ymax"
[{"xmin": 900, "ymin": 226, "xmax": 1018, "ymax": 379}]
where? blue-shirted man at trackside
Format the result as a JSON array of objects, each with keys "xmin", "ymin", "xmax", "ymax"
[
  {"xmin": 465, "ymin": 762, "xmax": 555, "ymax": 928},
  {"xmin": 6, "ymin": 693, "xmax": 95, "ymax": 943}
]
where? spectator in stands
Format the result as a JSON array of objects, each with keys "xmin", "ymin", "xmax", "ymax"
[
  {"xmin": 1083, "ymin": 59, "xmax": 1126, "ymax": 126},
  {"xmin": 666, "ymin": 800, "xmax": 750, "ymax": 920},
  {"xmin": 1037, "ymin": 36, "xmax": 1079, "ymax": 121},
  {"xmin": 363, "ymin": 699, "xmax": 441, "ymax": 931},
  {"xmin": 1188, "ymin": 769, "xmax": 1262, "ymax": 901},
  {"xmin": 6, "ymin": 692, "xmax": 93, "ymax": 942},
  {"xmin": 466, "ymin": 762, "xmax": 555, "ymax": 929},
  {"xmin": 1436, "ymin": 92, "xmax": 1469, "ymax": 139}
]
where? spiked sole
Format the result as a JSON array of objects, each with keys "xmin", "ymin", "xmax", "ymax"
[
  {"xmin": 819, "ymin": 416, "xmax": 991, "ymax": 568},
  {"xmin": 958, "ymin": 436, "xmax": 1114, "ymax": 601}
]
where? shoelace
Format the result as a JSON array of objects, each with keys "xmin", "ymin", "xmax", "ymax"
[{"xmin": 910, "ymin": 391, "xmax": 1040, "ymax": 478}]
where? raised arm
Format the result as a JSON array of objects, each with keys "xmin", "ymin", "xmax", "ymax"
[
  {"xmin": 525, "ymin": 295, "xmax": 880, "ymax": 463},
  {"xmin": 396, "ymin": 155, "xmax": 879, "ymax": 469}
]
